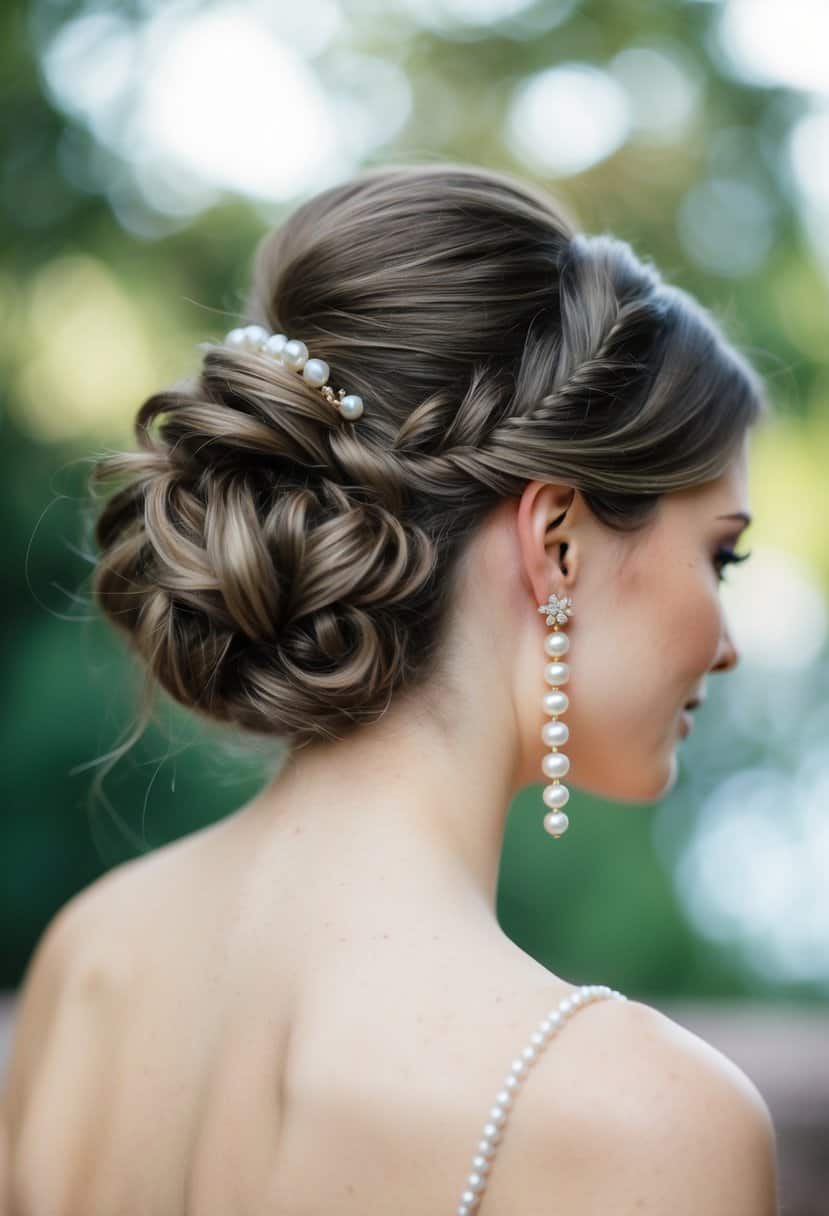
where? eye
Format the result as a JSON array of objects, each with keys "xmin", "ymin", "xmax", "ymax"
[{"xmin": 713, "ymin": 546, "xmax": 752, "ymax": 583}]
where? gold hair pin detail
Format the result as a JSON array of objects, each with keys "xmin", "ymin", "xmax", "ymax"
[{"xmin": 221, "ymin": 324, "xmax": 365, "ymax": 421}]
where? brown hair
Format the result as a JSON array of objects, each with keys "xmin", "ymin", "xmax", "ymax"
[{"xmin": 84, "ymin": 160, "xmax": 769, "ymax": 790}]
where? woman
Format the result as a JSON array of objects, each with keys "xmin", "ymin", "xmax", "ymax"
[{"xmin": 2, "ymin": 162, "xmax": 779, "ymax": 1214}]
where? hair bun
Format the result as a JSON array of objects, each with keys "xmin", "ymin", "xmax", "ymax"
[{"xmin": 90, "ymin": 372, "xmax": 439, "ymax": 752}]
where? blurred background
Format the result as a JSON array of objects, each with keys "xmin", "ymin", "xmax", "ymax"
[{"xmin": 1, "ymin": 0, "xmax": 827, "ymax": 1210}]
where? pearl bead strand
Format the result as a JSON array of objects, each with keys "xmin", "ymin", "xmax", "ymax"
[
  {"xmin": 222, "ymin": 323, "xmax": 365, "ymax": 420},
  {"xmin": 455, "ymin": 984, "xmax": 627, "ymax": 1215},
  {"xmin": 538, "ymin": 593, "xmax": 574, "ymax": 838}
]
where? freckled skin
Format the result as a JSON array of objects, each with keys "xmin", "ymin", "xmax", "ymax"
[{"xmin": 5, "ymin": 436, "xmax": 764, "ymax": 1216}]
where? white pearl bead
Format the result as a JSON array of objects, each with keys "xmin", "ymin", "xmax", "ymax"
[
  {"xmin": 472, "ymin": 1155, "xmax": 491, "ymax": 1173},
  {"xmin": 224, "ymin": 326, "xmax": 248, "ymax": 348},
  {"xmin": 338, "ymin": 393, "xmax": 364, "ymax": 420},
  {"xmin": 482, "ymin": 1121, "xmax": 502, "ymax": 1138},
  {"xmin": 544, "ymin": 661, "xmax": 569, "ymax": 685},
  {"xmin": 264, "ymin": 333, "xmax": 288, "ymax": 356},
  {"xmin": 542, "ymin": 782, "xmax": 570, "ymax": 809},
  {"xmin": 496, "ymin": 1089, "xmax": 512, "ymax": 1106},
  {"xmin": 542, "ymin": 719, "xmax": 569, "ymax": 747},
  {"xmin": 544, "ymin": 810, "xmax": 569, "ymax": 837},
  {"xmin": 302, "ymin": 357, "xmax": 330, "ymax": 387},
  {"xmin": 281, "ymin": 339, "xmax": 309, "ymax": 370},
  {"xmin": 544, "ymin": 631, "xmax": 569, "ymax": 656},
  {"xmin": 542, "ymin": 751, "xmax": 570, "ymax": 778},
  {"xmin": 468, "ymin": 1174, "xmax": 486, "ymax": 1193},
  {"xmin": 542, "ymin": 690, "xmax": 569, "ymax": 715},
  {"xmin": 478, "ymin": 1138, "xmax": 496, "ymax": 1157},
  {"xmin": 242, "ymin": 324, "xmax": 269, "ymax": 350}
]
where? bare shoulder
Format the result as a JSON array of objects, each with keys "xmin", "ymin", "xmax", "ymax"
[
  {"xmin": 6, "ymin": 811, "xmax": 248, "ymax": 1064},
  {"xmin": 2, "ymin": 858, "xmax": 130, "ymax": 1117},
  {"xmin": 1, "ymin": 832, "xmax": 200, "ymax": 1116},
  {"xmin": 0, "ymin": 829, "xmax": 228, "ymax": 1210},
  {"xmin": 528, "ymin": 995, "xmax": 780, "ymax": 1214},
  {"xmin": 0, "ymin": 873, "xmax": 94, "ymax": 1180}
]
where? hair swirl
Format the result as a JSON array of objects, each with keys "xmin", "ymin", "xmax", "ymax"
[{"xmin": 84, "ymin": 160, "xmax": 769, "ymax": 784}]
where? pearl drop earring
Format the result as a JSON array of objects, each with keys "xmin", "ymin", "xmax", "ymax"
[{"xmin": 537, "ymin": 593, "xmax": 574, "ymax": 838}]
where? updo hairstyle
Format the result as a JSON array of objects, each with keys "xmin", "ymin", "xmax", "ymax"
[{"xmin": 86, "ymin": 161, "xmax": 768, "ymax": 771}]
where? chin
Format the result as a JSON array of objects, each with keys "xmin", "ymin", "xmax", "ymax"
[
  {"xmin": 575, "ymin": 752, "xmax": 678, "ymax": 804},
  {"xmin": 637, "ymin": 752, "xmax": 678, "ymax": 802}
]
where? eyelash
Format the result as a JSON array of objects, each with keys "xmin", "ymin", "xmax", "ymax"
[{"xmin": 714, "ymin": 546, "xmax": 752, "ymax": 582}]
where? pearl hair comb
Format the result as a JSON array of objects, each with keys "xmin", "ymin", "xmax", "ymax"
[{"xmin": 220, "ymin": 323, "xmax": 365, "ymax": 421}]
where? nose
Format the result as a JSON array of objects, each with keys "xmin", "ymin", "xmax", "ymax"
[{"xmin": 711, "ymin": 618, "xmax": 739, "ymax": 674}]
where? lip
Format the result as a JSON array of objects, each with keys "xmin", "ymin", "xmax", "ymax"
[{"xmin": 679, "ymin": 709, "xmax": 694, "ymax": 737}]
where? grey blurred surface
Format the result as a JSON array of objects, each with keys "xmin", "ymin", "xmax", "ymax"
[{"xmin": 1, "ymin": 993, "xmax": 826, "ymax": 1212}]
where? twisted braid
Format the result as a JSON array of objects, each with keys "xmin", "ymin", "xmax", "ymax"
[{"xmin": 85, "ymin": 161, "xmax": 767, "ymax": 783}]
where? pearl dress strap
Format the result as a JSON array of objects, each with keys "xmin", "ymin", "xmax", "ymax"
[{"xmin": 455, "ymin": 983, "xmax": 627, "ymax": 1216}]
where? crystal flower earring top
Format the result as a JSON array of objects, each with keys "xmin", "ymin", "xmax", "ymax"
[{"xmin": 539, "ymin": 594, "xmax": 574, "ymax": 628}]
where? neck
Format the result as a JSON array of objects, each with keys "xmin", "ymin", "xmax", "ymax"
[{"xmin": 245, "ymin": 678, "xmax": 523, "ymax": 918}]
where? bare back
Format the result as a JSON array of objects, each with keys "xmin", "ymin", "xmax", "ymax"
[{"xmin": 2, "ymin": 805, "xmax": 761, "ymax": 1215}]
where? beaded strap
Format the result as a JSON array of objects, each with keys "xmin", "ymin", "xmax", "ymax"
[{"xmin": 455, "ymin": 983, "xmax": 627, "ymax": 1215}]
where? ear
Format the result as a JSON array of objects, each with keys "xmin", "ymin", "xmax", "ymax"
[{"xmin": 516, "ymin": 480, "xmax": 581, "ymax": 610}]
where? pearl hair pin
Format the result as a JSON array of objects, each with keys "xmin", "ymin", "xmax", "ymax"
[
  {"xmin": 221, "ymin": 323, "xmax": 365, "ymax": 421},
  {"xmin": 538, "ymin": 592, "xmax": 574, "ymax": 837}
]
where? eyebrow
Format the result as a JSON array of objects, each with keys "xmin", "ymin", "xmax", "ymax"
[{"xmin": 717, "ymin": 512, "xmax": 753, "ymax": 527}]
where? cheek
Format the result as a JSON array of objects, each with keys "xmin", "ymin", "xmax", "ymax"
[
  {"xmin": 551, "ymin": 549, "xmax": 723, "ymax": 802},
  {"xmin": 565, "ymin": 568, "xmax": 720, "ymax": 768},
  {"xmin": 664, "ymin": 576, "xmax": 722, "ymax": 685},
  {"xmin": 623, "ymin": 549, "xmax": 722, "ymax": 683},
  {"xmin": 574, "ymin": 567, "xmax": 718, "ymax": 705}
]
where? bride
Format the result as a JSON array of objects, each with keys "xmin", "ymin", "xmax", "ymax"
[{"xmin": 1, "ymin": 161, "xmax": 779, "ymax": 1214}]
